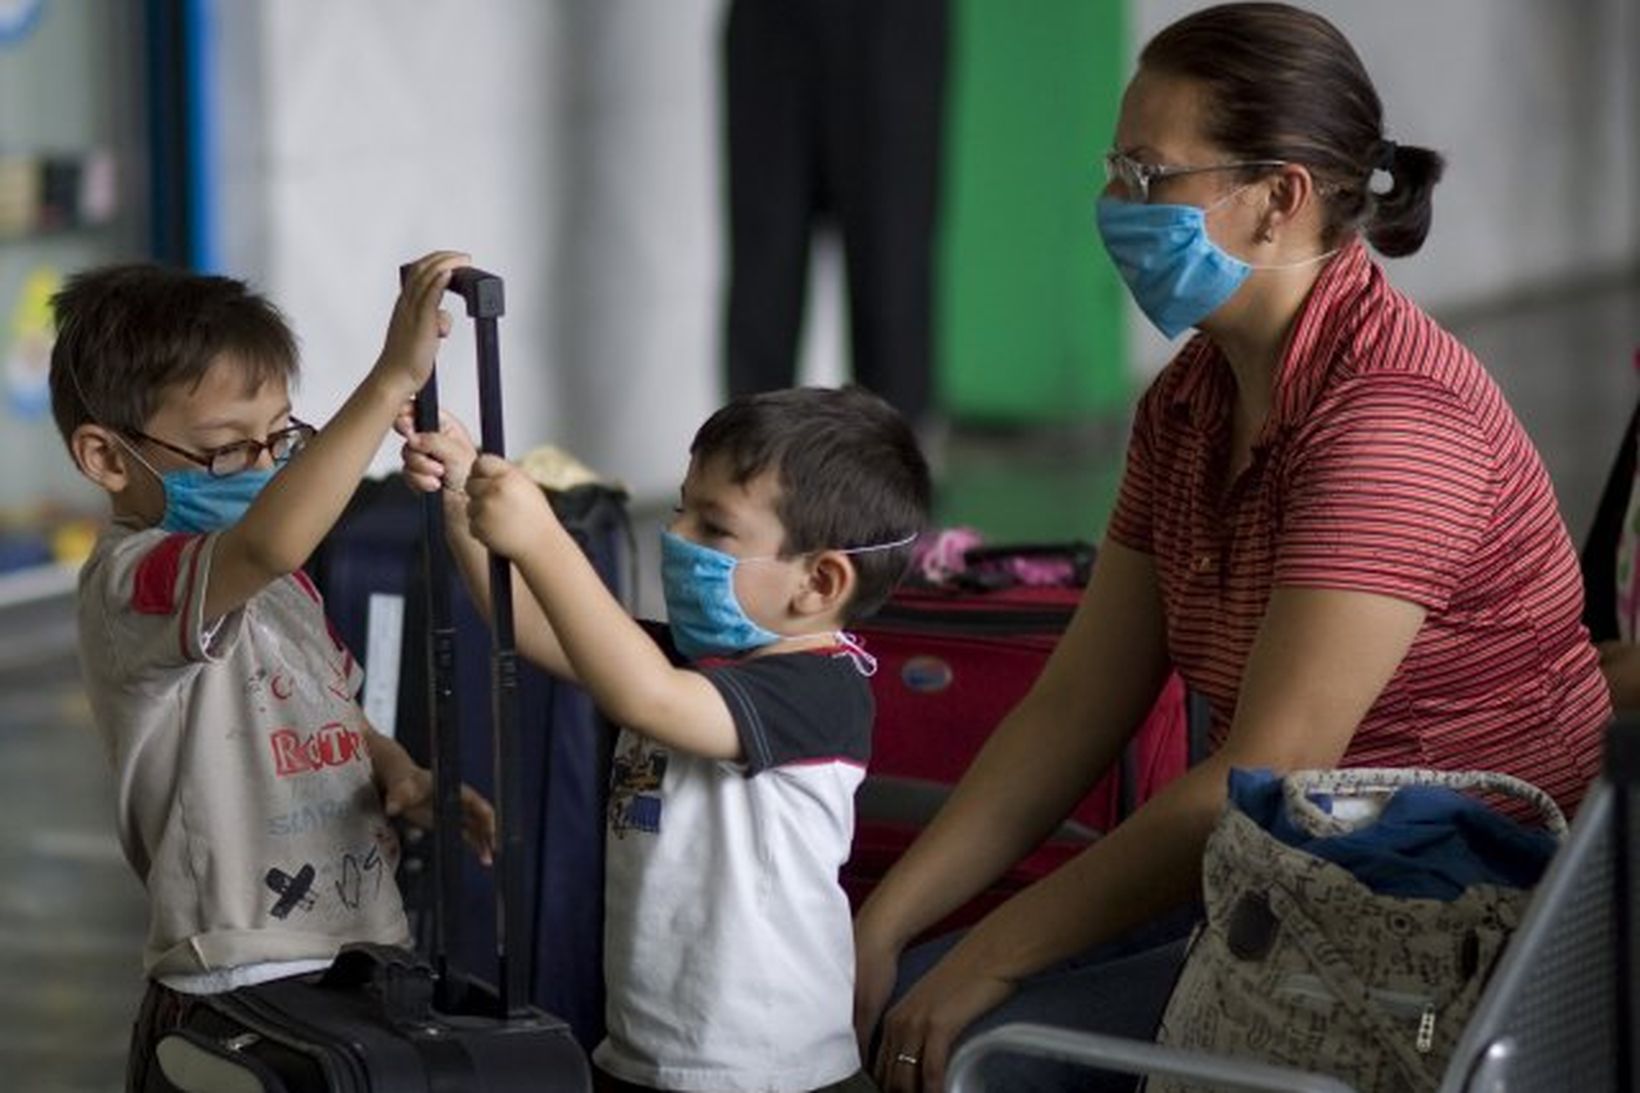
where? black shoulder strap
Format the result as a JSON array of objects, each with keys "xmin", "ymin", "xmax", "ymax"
[{"xmin": 1581, "ymin": 400, "xmax": 1640, "ymax": 642}]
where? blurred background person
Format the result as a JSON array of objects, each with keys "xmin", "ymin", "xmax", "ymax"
[{"xmin": 720, "ymin": 0, "xmax": 949, "ymax": 431}]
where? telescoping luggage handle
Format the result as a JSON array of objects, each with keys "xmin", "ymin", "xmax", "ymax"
[{"xmin": 402, "ymin": 263, "xmax": 532, "ymax": 1018}]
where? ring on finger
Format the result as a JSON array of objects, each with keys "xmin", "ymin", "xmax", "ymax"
[{"xmin": 893, "ymin": 1051, "xmax": 920, "ymax": 1066}]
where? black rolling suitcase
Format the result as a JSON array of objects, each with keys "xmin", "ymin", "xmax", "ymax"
[
  {"xmin": 398, "ymin": 480, "xmax": 626, "ymax": 1050},
  {"xmin": 150, "ymin": 267, "xmax": 592, "ymax": 1092},
  {"xmin": 310, "ymin": 472, "xmax": 625, "ymax": 1049}
]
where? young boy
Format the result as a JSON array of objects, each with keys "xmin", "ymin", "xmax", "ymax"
[
  {"xmin": 48, "ymin": 252, "xmax": 495, "ymax": 1091},
  {"xmin": 399, "ymin": 386, "xmax": 931, "ymax": 1092}
]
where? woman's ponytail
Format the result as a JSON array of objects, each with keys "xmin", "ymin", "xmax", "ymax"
[{"xmin": 1365, "ymin": 142, "xmax": 1446, "ymax": 258}]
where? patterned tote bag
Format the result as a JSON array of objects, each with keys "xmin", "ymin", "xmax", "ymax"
[{"xmin": 1153, "ymin": 768, "xmax": 1566, "ymax": 1093}]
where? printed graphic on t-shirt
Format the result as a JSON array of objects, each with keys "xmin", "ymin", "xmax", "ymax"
[
  {"xmin": 268, "ymin": 720, "xmax": 368, "ymax": 777},
  {"xmin": 266, "ymin": 796, "xmax": 354, "ymax": 838},
  {"xmin": 609, "ymin": 734, "xmax": 668, "ymax": 837},
  {"xmin": 245, "ymin": 659, "xmax": 370, "ymax": 779},
  {"xmin": 262, "ymin": 828, "xmax": 397, "ymax": 921},
  {"xmin": 244, "ymin": 626, "xmax": 397, "ymax": 923},
  {"xmin": 334, "ymin": 842, "xmax": 388, "ymax": 910},
  {"xmin": 265, "ymin": 863, "xmax": 317, "ymax": 919}
]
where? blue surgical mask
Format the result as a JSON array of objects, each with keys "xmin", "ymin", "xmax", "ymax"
[
  {"xmin": 158, "ymin": 466, "xmax": 276, "ymax": 533},
  {"xmin": 1096, "ymin": 194, "xmax": 1250, "ymax": 339},
  {"xmin": 118, "ymin": 436, "xmax": 275, "ymax": 533},
  {"xmin": 660, "ymin": 530, "xmax": 784, "ymax": 661},
  {"xmin": 659, "ymin": 527, "xmax": 921, "ymax": 661}
]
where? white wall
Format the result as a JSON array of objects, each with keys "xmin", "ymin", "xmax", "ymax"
[
  {"xmin": 214, "ymin": 0, "xmax": 572, "ymax": 481},
  {"xmin": 546, "ymin": 0, "xmax": 726, "ymax": 499},
  {"xmin": 214, "ymin": 0, "xmax": 735, "ymax": 500},
  {"xmin": 211, "ymin": 1, "xmax": 1639, "ymax": 498}
]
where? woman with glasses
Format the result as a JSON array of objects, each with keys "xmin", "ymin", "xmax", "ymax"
[{"xmin": 855, "ymin": 5, "xmax": 1609, "ymax": 1090}]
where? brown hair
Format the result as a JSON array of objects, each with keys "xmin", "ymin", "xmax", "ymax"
[
  {"xmin": 49, "ymin": 263, "xmax": 299, "ymax": 447},
  {"xmin": 1141, "ymin": 2, "xmax": 1444, "ymax": 257}
]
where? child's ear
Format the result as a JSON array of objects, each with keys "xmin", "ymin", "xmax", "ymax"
[
  {"xmin": 70, "ymin": 424, "xmax": 134, "ymax": 491},
  {"xmin": 792, "ymin": 550, "xmax": 856, "ymax": 622}
]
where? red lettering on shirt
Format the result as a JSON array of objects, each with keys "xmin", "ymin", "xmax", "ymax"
[
  {"xmin": 270, "ymin": 728, "xmax": 309, "ymax": 775},
  {"xmin": 270, "ymin": 722, "xmax": 367, "ymax": 777}
]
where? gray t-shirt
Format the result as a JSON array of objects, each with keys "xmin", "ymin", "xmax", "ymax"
[{"xmin": 78, "ymin": 523, "xmax": 409, "ymax": 978}]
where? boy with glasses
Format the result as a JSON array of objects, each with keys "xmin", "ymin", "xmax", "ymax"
[{"xmin": 47, "ymin": 254, "xmax": 496, "ymax": 1091}]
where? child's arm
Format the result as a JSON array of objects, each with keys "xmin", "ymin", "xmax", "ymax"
[
  {"xmin": 201, "ymin": 251, "xmax": 470, "ymax": 623},
  {"xmin": 464, "ymin": 454, "xmax": 742, "ymax": 760},
  {"xmin": 396, "ymin": 409, "xmax": 576, "ymax": 679},
  {"xmin": 365, "ymin": 726, "xmax": 496, "ymax": 864}
]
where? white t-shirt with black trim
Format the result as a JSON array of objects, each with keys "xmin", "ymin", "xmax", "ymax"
[{"xmin": 593, "ymin": 628, "xmax": 873, "ymax": 1092}]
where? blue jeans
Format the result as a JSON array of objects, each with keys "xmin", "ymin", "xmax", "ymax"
[{"xmin": 886, "ymin": 906, "xmax": 1200, "ymax": 1092}]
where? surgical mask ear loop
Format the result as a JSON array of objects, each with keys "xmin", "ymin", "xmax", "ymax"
[
  {"xmin": 62, "ymin": 360, "xmax": 163, "ymax": 484},
  {"xmin": 1216, "ymin": 181, "xmax": 1340, "ymax": 272},
  {"xmin": 737, "ymin": 530, "xmax": 922, "ymax": 568},
  {"xmin": 109, "ymin": 432, "xmax": 164, "ymax": 484},
  {"xmin": 832, "ymin": 631, "xmax": 879, "ymax": 677},
  {"xmin": 749, "ymin": 532, "xmax": 916, "ymax": 673},
  {"xmin": 815, "ymin": 535, "xmax": 918, "ymax": 676},
  {"xmin": 1245, "ymin": 243, "xmax": 1341, "ymax": 273}
]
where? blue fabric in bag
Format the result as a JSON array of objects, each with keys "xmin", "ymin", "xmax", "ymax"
[{"xmin": 1228, "ymin": 768, "xmax": 1558, "ymax": 900}]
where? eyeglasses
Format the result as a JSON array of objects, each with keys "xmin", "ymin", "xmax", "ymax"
[
  {"xmin": 1103, "ymin": 150, "xmax": 1286, "ymax": 203},
  {"xmin": 131, "ymin": 420, "xmax": 316, "ymax": 477}
]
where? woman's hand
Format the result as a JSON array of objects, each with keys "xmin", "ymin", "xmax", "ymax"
[{"xmin": 871, "ymin": 949, "xmax": 1017, "ymax": 1093}]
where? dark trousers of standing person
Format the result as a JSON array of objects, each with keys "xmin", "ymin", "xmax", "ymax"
[{"xmin": 722, "ymin": 0, "xmax": 949, "ymax": 427}]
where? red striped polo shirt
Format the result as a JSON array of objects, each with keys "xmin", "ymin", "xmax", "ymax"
[{"xmin": 1108, "ymin": 239, "xmax": 1609, "ymax": 815}]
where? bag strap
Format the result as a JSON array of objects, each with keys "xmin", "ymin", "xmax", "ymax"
[{"xmin": 1278, "ymin": 768, "xmax": 1568, "ymax": 838}]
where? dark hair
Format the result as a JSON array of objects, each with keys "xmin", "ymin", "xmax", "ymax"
[
  {"xmin": 1141, "ymin": 2, "xmax": 1445, "ymax": 257},
  {"xmin": 690, "ymin": 386, "xmax": 931, "ymax": 623},
  {"xmin": 49, "ymin": 263, "xmax": 299, "ymax": 448}
]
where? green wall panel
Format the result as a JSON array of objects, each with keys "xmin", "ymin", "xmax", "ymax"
[{"xmin": 936, "ymin": 0, "xmax": 1129, "ymax": 423}]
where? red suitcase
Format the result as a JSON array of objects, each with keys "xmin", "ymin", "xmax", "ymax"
[{"xmin": 846, "ymin": 555, "xmax": 1195, "ymax": 941}]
